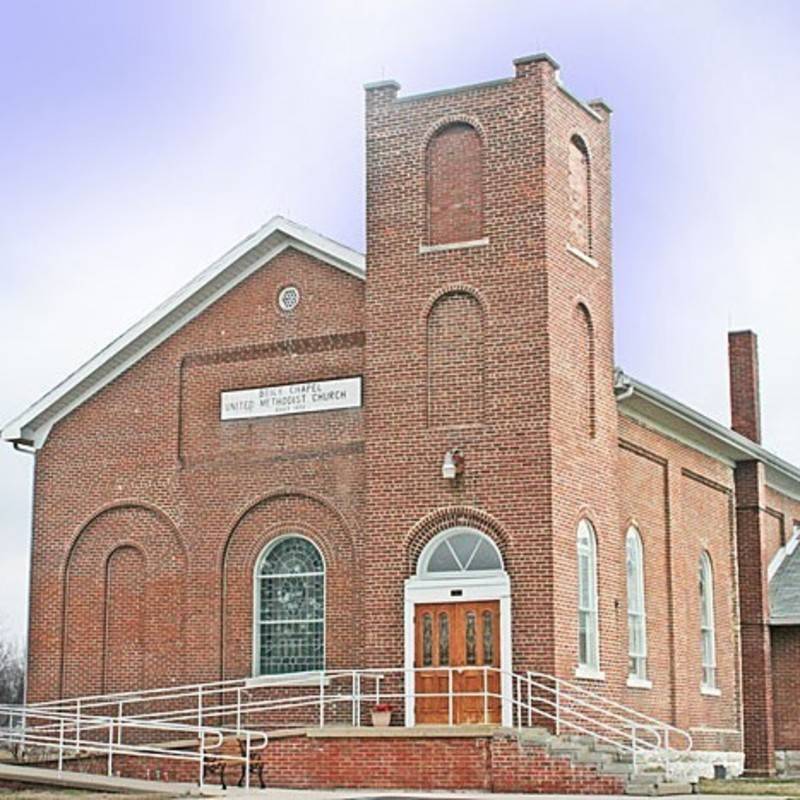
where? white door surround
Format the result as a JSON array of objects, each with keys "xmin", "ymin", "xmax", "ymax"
[{"xmin": 403, "ymin": 528, "xmax": 512, "ymax": 727}]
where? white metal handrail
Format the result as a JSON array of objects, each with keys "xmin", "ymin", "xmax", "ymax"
[
  {"xmin": 0, "ymin": 703, "xmax": 267, "ymax": 789},
  {"xmin": 526, "ymin": 671, "xmax": 692, "ymax": 751},
  {"xmin": 6, "ymin": 665, "xmax": 693, "ymax": 778}
]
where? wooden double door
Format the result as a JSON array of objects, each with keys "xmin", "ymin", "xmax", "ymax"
[{"xmin": 414, "ymin": 600, "xmax": 501, "ymax": 724}]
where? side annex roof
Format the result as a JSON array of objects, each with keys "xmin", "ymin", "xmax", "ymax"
[{"xmin": 1, "ymin": 216, "xmax": 365, "ymax": 450}]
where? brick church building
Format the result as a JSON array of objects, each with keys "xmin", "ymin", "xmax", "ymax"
[{"xmin": 3, "ymin": 53, "xmax": 800, "ymax": 785}]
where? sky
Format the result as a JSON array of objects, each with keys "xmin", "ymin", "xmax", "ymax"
[{"xmin": 1, "ymin": 0, "xmax": 799, "ymax": 640}]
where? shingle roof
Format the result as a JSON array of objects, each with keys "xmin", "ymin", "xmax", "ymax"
[{"xmin": 770, "ymin": 535, "xmax": 800, "ymax": 625}]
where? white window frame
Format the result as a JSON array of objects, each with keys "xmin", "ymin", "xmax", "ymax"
[
  {"xmin": 576, "ymin": 519, "xmax": 603, "ymax": 680},
  {"xmin": 699, "ymin": 550, "xmax": 718, "ymax": 693},
  {"xmin": 252, "ymin": 534, "xmax": 326, "ymax": 679},
  {"xmin": 625, "ymin": 527, "xmax": 649, "ymax": 688}
]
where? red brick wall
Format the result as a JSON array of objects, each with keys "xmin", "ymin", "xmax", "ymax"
[
  {"xmin": 28, "ymin": 247, "xmax": 366, "ymax": 701},
  {"xmin": 771, "ymin": 626, "xmax": 800, "ymax": 750},
  {"xmin": 51, "ymin": 732, "xmax": 625, "ymax": 794},
  {"xmin": 617, "ymin": 416, "xmax": 742, "ymax": 750}
]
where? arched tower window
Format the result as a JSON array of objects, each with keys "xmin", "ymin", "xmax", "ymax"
[
  {"xmin": 427, "ymin": 122, "xmax": 483, "ymax": 245},
  {"xmin": 568, "ymin": 135, "xmax": 592, "ymax": 256},
  {"xmin": 577, "ymin": 519, "xmax": 600, "ymax": 672},
  {"xmin": 625, "ymin": 527, "xmax": 647, "ymax": 681},
  {"xmin": 699, "ymin": 551, "xmax": 717, "ymax": 690},
  {"xmin": 427, "ymin": 290, "xmax": 485, "ymax": 427},
  {"xmin": 255, "ymin": 536, "xmax": 325, "ymax": 676},
  {"xmin": 574, "ymin": 303, "xmax": 597, "ymax": 438}
]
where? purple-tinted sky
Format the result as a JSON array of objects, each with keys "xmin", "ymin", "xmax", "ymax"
[{"xmin": 1, "ymin": 0, "xmax": 799, "ymax": 637}]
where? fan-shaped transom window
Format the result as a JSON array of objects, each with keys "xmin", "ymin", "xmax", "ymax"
[
  {"xmin": 255, "ymin": 535, "xmax": 324, "ymax": 675},
  {"xmin": 419, "ymin": 527, "xmax": 503, "ymax": 576}
]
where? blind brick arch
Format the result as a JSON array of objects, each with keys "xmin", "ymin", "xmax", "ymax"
[
  {"xmin": 427, "ymin": 290, "xmax": 486, "ymax": 427},
  {"xmin": 568, "ymin": 135, "xmax": 592, "ymax": 255},
  {"xmin": 427, "ymin": 122, "xmax": 483, "ymax": 245},
  {"xmin": 104, "ymin": 545, "xmax": 145, "ymax": 693},
  {"xmin": 573, "ymin": 302, "xmax": 596, "ymax": 438},
  {"xmin": 61, "ymin": 505, "xmax": 187, "ymax": 697}
]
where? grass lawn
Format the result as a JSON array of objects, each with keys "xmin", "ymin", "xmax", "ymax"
[{"xmin": 699, "ymin": 777, "xmax": 800, "ymax": 796}]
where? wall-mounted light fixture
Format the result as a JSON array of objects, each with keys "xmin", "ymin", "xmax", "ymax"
[{"xmin": 441, "ymin": 449, "xmax": 465, "ymax": 480}]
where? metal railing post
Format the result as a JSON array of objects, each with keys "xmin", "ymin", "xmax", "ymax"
[
  {"xmin": 117, "ymin": 701, "xmax": 123, "ymax": 746},
  {"xmin": 197, "ymin": 686, "xmax": 203, "ymax": 728},
  {"xmin": 236, "ymin": 687, "xmax": 242, "ymax": 733},
  {"xmin": 75, "ymin": 699, "xmax": 81, "ymax": 750},
  {"xmin": 555, "ymin": 679, "xmax": 561, "ymax": 736},
  {"xmin": 632, "ymin": 724, "xmax": 638, "ymax": 774},
  {"xmin": 107, "ymin": 718, "xmax": 114, "ymax": 777},
  {"xmin": 527, "ymin": 675, "xmax": 532, "ymax": 727},
  {"xmin": 57, "ymin": 719, "xmax": 64, "ymax": 774},
  {"xmin": 483, "ymin": 667, "xmax": 488, "ymax": 724},
  {"xmin": 199, "ymin": 728, "xmax": 205, "ymax": 787},
  {"xmin": 245, "ymin": 731, "xmax": 251, "ymax": 791},
  {"xmin": 516, "ymin": 675, "xmax": 522, "ymax": 729},
  {"xmin": 318, "ymin": 672, "xmax": 325, "ymax": 728},
  {"xmin": 447, "ymin": 669, "xmax": 453, "ymax": 726}
]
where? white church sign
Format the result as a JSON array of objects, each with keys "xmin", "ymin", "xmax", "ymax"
[{"xmin": 221, "ymin": 377, "xmax": 362, "ymax": 421}]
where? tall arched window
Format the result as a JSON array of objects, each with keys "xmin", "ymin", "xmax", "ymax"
[
  {"xmin": 255, "ymin": 536, "xmax": 325, "ymax": 676},
  {"xmin": 626, "ymin": 527, "xmax": 647, "ymax": 681},
  {"xmin": 568, "ymin": 135, "xmax": 592, "ymax": 256},
  {"xmin": 427, "ymin": 122, "xmax": 483, "ymax": 245},
  {"xmin": 577, "ymin": 519, "xmax": 600, "ymax": 672},
  {"xmin": 699, "ymin": 551, "xmax": 717, "ymax": 690}
]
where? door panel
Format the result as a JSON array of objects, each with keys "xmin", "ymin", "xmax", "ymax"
[{"xmin": 414, "ymin": 601, "xmax": 501, "ymax": 724}]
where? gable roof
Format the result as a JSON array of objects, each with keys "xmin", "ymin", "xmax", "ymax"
[
  {"xmin": 1, "ymin": 216, "xmax": 365, "ymax": 450},
  {"xmin": 770, "ymin": 528, "xmax": 800, "ymax": 625}
]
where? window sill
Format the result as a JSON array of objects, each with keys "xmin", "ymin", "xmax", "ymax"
[
  {"xmin": 247, "ymin": 673, "xmax": 332, "ymax": 689},
  {"xmin": 701, "ymin": 685, "xmax": 721, "ymax": 697},
  {"xmin": 626, "ymin": 676, "xmax": 653, "ymax": 690},
  {"xmin": 566, "ymin": 244, "xmax": 599, "ymax": 268},
  {"xmin": 574, "ymin": 665, "xmax": 606, "ymax": 682},
  {"xmin": 419, "ymin": 238, "xmax": 490, "ymax": 254}
]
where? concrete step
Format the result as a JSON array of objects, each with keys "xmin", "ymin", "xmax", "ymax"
[
  {"xmin": 600, "ymin": 761, "xmax": 635, "ymax": 775},
  {"xmin": 572, "ymin": 749, "xmax": 614, "ymax": 765},
  {"xmin": 626, "ymin": 781, "xmax": 694, "ymax": 796}
]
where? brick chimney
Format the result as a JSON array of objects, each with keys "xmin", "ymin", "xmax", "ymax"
[
  {"xmin": 729, "ymin": 328, "xmax": 776, "ymax": 775},
  {"xmin": 728, "ymin": 330, "xmax": 762, "ymax": 443}
]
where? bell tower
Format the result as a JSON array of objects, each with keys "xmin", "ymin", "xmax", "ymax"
[{"xmin": 360, "ymin": 55, "xmax": 620, "ymax": 685}]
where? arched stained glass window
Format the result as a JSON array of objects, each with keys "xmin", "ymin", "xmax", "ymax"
[
  {"xmin": 419, "ymin": 527, "xmax": 503, "ymax": 576},
  {"xmin": 255, "ymin": 536, "xmax": 324, "ymax": 676}
]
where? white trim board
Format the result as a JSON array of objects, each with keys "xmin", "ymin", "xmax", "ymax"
[{"xmin": 1, "ymin": 216, "xmax": 365, "ymax": 450}]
